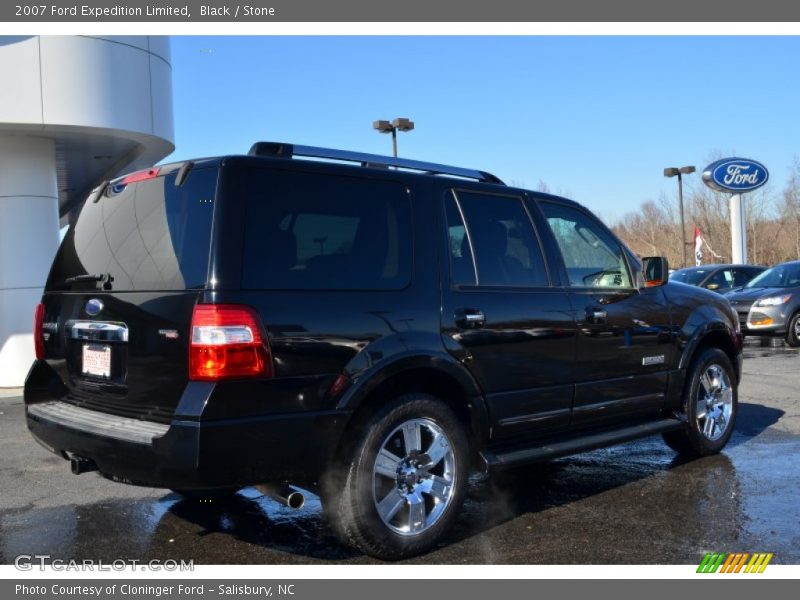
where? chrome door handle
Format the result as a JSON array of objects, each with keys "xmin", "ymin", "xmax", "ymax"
[
  {"xmin": 587, "ymin": 309, "xmax": 607, "ymax": 324},
  {"xmin": 455, "ymin": 309, "xmax": 485, "ymax": 329}
]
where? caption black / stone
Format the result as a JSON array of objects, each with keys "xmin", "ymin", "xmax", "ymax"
[{"xmin": 200, "ymin": 4, "xmax": 276, "ymax": 16}]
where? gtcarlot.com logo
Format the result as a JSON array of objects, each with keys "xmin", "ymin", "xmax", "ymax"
[
  {"xmin": 14, "ymin": 555, "xmax": 193, "ymax": 571},
  {"xmin": 697, "ymin": 552, "xmax": 773, "ymax": 573}
]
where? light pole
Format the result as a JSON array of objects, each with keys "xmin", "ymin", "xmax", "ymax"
[
  {"xmin": 373, "ymin": 118, "xmax": 414, "ymax": 157},
  {"xmin": 664, "ymin": 165, "xmax": 696, "ymax": 267}
]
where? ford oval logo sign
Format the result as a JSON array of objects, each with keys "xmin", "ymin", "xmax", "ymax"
[
  {"xmin": 702, "ymin": 157, "xmax": 769, "ymax": 193},
  {"xmin": 85, "ymin": 298, "xmax": 103, "ymax": 316}
]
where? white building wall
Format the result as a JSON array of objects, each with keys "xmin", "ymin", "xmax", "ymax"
[
  {"xmin": 0, "ymin": 36, "xmax": 174, "ymax": 387},
  {"xmin": 0, "ymin": 137, "xmax": 59, "ymax": 386}
]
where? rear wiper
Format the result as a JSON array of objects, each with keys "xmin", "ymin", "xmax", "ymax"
[{"xmin": 64, "ymin": 273, "xmax": 114, "ymax": 290}]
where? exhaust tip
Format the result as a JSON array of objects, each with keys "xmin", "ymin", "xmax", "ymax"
[
  {"xmin": 285, "ymin": 490, "xmax": 305, "ymax": 510},
  {"xmin": 70, "ymin": 456, "xmax": 97, "ymax": 475},
  {"xmin": 255, "ymin": 483, "xmax": 305, "ymax": 509}
]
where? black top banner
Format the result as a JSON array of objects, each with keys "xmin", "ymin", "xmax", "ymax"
[{"xmin": 4, "ymin": 0, "xmax": 800, "ymax": 22}]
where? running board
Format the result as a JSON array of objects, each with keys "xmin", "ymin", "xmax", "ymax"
[{"xmin": 482, "ymin": 418, "xmax": 683, "ymax": 471}]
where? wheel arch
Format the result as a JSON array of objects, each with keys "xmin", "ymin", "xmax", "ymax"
[
  {"xmin": 679, "ymin": 322, "xmax": 742, "ymax": 382},
  {"xmin": 334, "ymin": 353, "xmax": 489, "ymax": 463},
  {"xmin": 784, "ymin": 306, "xmax": 800, "ymax": 346}
]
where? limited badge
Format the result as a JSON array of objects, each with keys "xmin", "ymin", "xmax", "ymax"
[{"xmin": 642, "ymin": 355, "xmax": 665, "ymax": 366}]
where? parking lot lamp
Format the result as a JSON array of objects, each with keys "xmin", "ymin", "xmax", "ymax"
[
  {"xmin": 664, "ymin": 165, "xmax": 696, "ymax": 268},
  {"xmin": 373, "ymin": 118, "xmax": 414, "ymax": 157}
]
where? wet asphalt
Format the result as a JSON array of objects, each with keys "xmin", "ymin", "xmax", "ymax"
[{"xmin": 1, "ymin": 338, "xmax": 798, "ymax": 565}]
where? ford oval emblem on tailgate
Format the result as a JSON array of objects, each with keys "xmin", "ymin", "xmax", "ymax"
[{"xmin": 85, "ymin": 298, "xmax": 104, "ymax": 316}]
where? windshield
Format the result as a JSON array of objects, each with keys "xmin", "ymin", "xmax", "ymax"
[
  {"xmin": 746, "ymin": 263, "xmax": 800, "ymax": 289},
  {"xmin": 47, "ymin": 168, "xmax": 217, "ymax": 292},
  {"xmin": 670, "ymin": 269, "xmax": 709, "ymax": 285}
]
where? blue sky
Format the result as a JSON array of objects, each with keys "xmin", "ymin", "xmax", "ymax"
[{"xmin": 166, "ymin": 36, "xmax": 800, "ymax": 222}]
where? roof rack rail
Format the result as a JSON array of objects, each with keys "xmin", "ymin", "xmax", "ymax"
[{"xmin": 248, "ymin": 142, "xmax": 505, "ymax": 185}]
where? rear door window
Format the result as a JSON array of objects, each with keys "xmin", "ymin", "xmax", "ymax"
[
  {"xmin": 444, "ymin": 194, "xmax": 477, "ymax": 286},
  {"xmin": 447, "ymin": 191, "xmax": 549, "ymax": 287},
  {"xmin": 47, "ymin": 168, "xmax": 217, "ymax": 291},
  {"xmin": 242, "ymin": 170, "xmax": 412, "ymax": 290}
]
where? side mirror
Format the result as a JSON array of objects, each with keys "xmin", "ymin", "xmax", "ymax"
[
  {"xmin": 642, "ymin": 256, "xmax": 669, "ymax": 288},
  {"xmin": 706, "ymin": 283, "xmax": 720, "ymax": 291}
]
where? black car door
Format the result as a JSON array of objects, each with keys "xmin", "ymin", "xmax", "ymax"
[
  {"xmin": 440, "ymin": 189, "xmax": 577, "ymax": 442},
  {"xmin": 533, "ymin": 199, "xmax": 673, "ymax": 429}
]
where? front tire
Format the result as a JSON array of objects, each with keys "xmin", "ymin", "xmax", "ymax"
[
  {"xmin": 785, "ymin": 312, "xmax": 800, "ymax": 347},
  {"xmin": 662, "ymin": 347, "xmax": 737, "ymax": 457},
  {"xmin": 324, "ymin": 394, "xmax": 469, "ymax": 560}
]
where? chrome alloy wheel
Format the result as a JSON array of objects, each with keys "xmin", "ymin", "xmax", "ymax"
[
  {"xmin": 696, "ymin": 364, "xmax": 734, "ymax": 441},
  {"xmin": 794, "ymin": 318, "xmax": 800, "ymax": 338},
  {"xmin": 371, "ymin": 418, "xmax": 456, "ymax": 536}
]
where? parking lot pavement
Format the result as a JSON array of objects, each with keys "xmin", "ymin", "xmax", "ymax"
[{"xmin": 1, "ymin": 340, "xmax": 798, "ymax": 565}]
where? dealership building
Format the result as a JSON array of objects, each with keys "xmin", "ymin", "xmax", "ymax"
[{"xmin": 0, "ymin": 36, "xmax": 174, "ymax": 387}]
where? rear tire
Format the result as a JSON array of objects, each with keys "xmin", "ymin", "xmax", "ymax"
[
  {"xmin": 662, "ymin": 347, "xmax": 737, "ymax": 457},
  {"xmin": 785, "ymin": 312, "xmax": 800, "ymax": 347},
  {"xmin": 323, "ymin": 393, "xmax": 469, "ymax": 560}
]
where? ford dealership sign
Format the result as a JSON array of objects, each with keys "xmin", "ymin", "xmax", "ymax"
[{"xmin": 702, "ymin": 157, "xmax": 769, "ymax": 193}]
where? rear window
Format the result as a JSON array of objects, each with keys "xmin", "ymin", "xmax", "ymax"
[
  {"xmin": 242, "ymin": 169, "xmax": 412, "ymax": 290},
  {"xmin": 47, "ymin": 168, "xmax": 217, "ymax": 292},
  {"xmin": 670, "ymin": 269, "xmax": 708, "ymax": 285}
]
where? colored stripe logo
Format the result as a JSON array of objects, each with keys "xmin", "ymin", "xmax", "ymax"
[{"xmin": 697, "ymin": 552, "xmax": 773, "ymax": 573}]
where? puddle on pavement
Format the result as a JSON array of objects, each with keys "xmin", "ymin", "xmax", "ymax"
[
  {"xmin": 742, "ymin": 337, "xmax": 800, "ymax": 359},
  {"xmin": 1, "ymin": 337, "xmax": 797, "ymax": 564},
  {"xmin": 3, "ymin": 425, "xmax": 797, "ymax": 564}
]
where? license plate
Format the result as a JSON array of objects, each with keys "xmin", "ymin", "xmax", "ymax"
[{"xmin": 82, "ymin": 344, "xmax": 111, "ymax": 378}]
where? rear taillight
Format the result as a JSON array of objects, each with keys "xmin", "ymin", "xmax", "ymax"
[
  {"xmin": 33, "ymin": 303, "xmax": 45, "ymax": 360},
  {"xmin": 189, "ymin": 304, "xmax": 272, "ymax": 381}
]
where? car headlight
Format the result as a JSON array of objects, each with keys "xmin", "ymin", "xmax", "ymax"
[{"xmin": 755, "ymin": 294, "xmax": 792, "ymax": 307}]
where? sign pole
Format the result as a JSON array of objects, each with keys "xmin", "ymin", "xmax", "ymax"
[
  {"xmin": 730, "ymin": 193, "xmax": 747, "ymax": 264},
  {"xmin": 678, "ymin": 172, "xmax": 687, "ymax": 268},
  {"xmin": 702, "ymin": 157, "xmax": 766, "ymax": 265}
]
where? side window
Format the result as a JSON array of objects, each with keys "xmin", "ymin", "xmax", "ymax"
[
  {"xmin": 451, "ymin": 191, "xmax": 549, "ymax": 287},
  {"xmin": 242, "ymin": 170, "xmax": 412, "ymax": 290},
  {"xmin": 445, "ymin": 195, "xmax": 477, "ymax": 285},
  {"xmin": 787, "ymin": 265, "xmax": 800, "ymax": 287},
  {"xmin": 706, "ymin": 269, "xmax": 734, "ymax": 290},
  {"xmin": 539, "ymin": 201, "xmax": 632, "ymax": 289},
  {"xmin": 733, "ymin": 268, "xmax": 755, "ymax": 287}
]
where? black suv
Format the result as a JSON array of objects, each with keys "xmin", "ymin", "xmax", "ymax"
[{"xmin": 25, "ymin": 142, "xmax": 743, "ymax": 559}]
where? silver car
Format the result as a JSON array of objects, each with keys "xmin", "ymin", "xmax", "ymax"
[{"xmin": 724, "ymin": 260, "xmax": 800, "ymax": 346}]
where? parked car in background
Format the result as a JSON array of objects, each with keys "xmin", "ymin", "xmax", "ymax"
[
  {"xmin": 669, "ymin": 264, "xmax": 766, "ymax": 294},
  {"xmin": 725, "ymin": 260, "xmax": 800, "ymax": 347}
]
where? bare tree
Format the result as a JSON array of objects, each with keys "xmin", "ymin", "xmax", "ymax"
[
  {"xmin": 612, "ymin": 154, "xmax": 795, "ymax": 267},
  {"xmin": 781, "ymin": 158, "xmax": 800, "ymax": 261}
]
